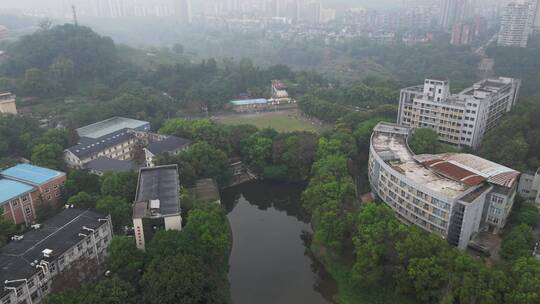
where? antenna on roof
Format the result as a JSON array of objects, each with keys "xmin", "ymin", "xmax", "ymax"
[{"xmin": 72, "ymin": 5, "xmax": 78, "ymax": 26}]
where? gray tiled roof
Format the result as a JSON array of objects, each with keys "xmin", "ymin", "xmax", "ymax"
[
  {"xmin": 146, "ymin": 136, "xmax": 192, "ymax": 155},
  {"xmin": 0, "ymin": 209, "xmax": 108, "ymax": 297},
  {"xmin": 85, "ymin": 157, "xmax": 135, "ymax": 173},
  {"xmin": 66, "ymin": 128, "xmax": 136, "ymax": 159}
]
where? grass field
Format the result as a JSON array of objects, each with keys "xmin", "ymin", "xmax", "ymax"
[{"xmin": 215, "ymin": 111, "xmax": 330, "ymax": 133}]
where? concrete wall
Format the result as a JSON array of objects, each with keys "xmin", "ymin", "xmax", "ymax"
[{"xmin": 164, "ymin": 215, "xmax": 182, "ymax": 231}]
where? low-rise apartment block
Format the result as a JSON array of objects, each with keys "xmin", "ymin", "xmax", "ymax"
[
  {"xmin": 133, "ymin": 165, "xmax": 182, "ymax": 250},
  {"xmin": 0, "ymin": 164, "xmax": 66, "ymax": 226},
  {"xmin": 64, "ymin": 117, "xmax": 190, "ymax": 171},
  {"xmin": 144, "ymin": 135, "xmax": 192, "ymax": 167},
  {"xmin": 397, "ymin": 77, "xmax": 520, "ymax": 149},
  {"xmin": 0, "ymin": 209, "xmax": 113, "ymax": 304},
  {"xmin": 369, "ymin": 123, "xmax": 520, "ymax": 249}
]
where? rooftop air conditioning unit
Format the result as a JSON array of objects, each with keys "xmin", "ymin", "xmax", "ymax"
[{"xmin": 42, "ymin": 249, "xmax": 53, "ymax": 258}]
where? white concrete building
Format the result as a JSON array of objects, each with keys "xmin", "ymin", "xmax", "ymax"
[
  {"xmin": 133, "ymin": 165, "xmax": 182, "ymax": 251},
  {"xmin": 397, "ymin": 77, "xmax": 521, "ymax": 150},
  {"xmin": 368, "ymin": 123, "xmax": 520, "ymax": 249},
  {"xmin": 498, "ymin": 1, "xmax": 536, "ymax": 47},
  {"xmin": 0, "ymin": 209, "xmax": 113, "ymax": 304},
  {"xmin": 0, "ymin": 92, "xmax": 17, "ymax": 115},
  {"xmin": 518, "ymin": 168, "xmax": 540, "ymax": 204}
]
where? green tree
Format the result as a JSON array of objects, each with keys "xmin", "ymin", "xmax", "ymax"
[
  {"xmin": 352, "ymin": 203, "xmax": 401, "ymax": 285},
  {"xmin": 100, "ymin": 171, "xmax": 137, "ymax": 201},
  {"xmin": 0, "ymin": 218, "xmax": 17, "ymax": 246},
  {"xmin": 67, "ymin": 192, "xmax": 96, "ymax": 209},
  {"xmin": 64, "ymin": 170, "xmax": 101, "ymax": 196},
  {"xmin": 106, "ymin": 236, "xmax": 144, "ymax": 281},
  {"xmin": 31, "ymin": 143, "xmax": 63, "ymax": 169},
  {"xmin": 142, "ymin": 254, "xmax": 225, "ymax": 304},
  {"xmin": 406, "ymin": 256, "xmax": 449, "ymax": 303},
  {"xmin": 180, "ymin": 205, "xmax": 231, "ymax": 272},
  {"xmin": 409, "ymin": 128, "xmax": 439, "ymax": 154},
  {"xmin": 500, "ymin": 224, "xmax": 534, "ymax": 261},
  {"xmin": 507, "ymin": 257, "xmax": 540, "ymax": 304},
  {"xmin": 96, "ymin": 196, "xmax": 132, "ymax": 232},
  {"xmin": 45, "ymin": 277, "xmax": 137, "ymax": 304}
]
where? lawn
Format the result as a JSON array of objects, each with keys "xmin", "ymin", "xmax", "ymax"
[{"xmin": 215, "ymin": 111, "xmax": 330, "ymax": 133}]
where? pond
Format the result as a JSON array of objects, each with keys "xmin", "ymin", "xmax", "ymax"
[{"xmin": 222, "ymin": 181, "xmax": 337, "ymax": 304}]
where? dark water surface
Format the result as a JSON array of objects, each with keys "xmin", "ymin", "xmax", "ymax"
[{"xmin": 222, "ymin": 181, "xmax": 337, "ymax": 304}]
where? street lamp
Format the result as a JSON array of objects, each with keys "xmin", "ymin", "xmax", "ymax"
[{"xmin": 4, "ymin": 279, "xmax": 32, "ymax": 304}]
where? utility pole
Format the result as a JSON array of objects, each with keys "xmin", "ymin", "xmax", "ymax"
[{"xmin": 72, "ymin": 5, "xmax": 78, "ymax": 26}]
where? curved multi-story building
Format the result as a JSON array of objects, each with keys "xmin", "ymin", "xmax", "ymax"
[{"xmin": 368, "ymin": 122, "xmax": 519, "ymax": 249}]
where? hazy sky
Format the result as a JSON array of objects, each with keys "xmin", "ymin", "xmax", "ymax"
[{"xmin": 0, "ymin": 0, "xmax": 410, "ymax": 11}]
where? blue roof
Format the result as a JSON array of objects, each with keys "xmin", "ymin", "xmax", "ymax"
[
  {"xmin": 1, "ymin": 164, "xmax": 64, "ymax": 186},
  {"xmin": 230, "ymin": 99, "xmax": 269, "ymax": 106},
  {"xmin": 0, "ymin": 180, "xmax": 34, "ymax": 204}
]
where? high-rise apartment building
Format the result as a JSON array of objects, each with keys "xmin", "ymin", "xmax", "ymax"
[
  {"xmin": 397, "ymin": 77, "xmax": 521, "ymax": 150},
  {"xmin": 498, "ymin": 1, "xmax": 536, "ymax": 47},
  {"xmin": 174, "ymin": 0, "xmax": 193, "ymax": 23},
  {"xmin": 369, "ymin": 123, "xmax": 520, "ymax": 249},
  {"xmin": 534, "ymin": 0, "xmax": 540, "ymax": 31},
  {"xmin": 440, "ymin": 0, "xmax": 469, "ymax": 29}
]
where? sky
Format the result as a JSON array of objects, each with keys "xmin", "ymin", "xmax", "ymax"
[{"xmin": 0, "ymin": 0, "xmax": 408, "ymax": 11}]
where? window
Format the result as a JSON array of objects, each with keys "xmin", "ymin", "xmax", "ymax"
[
  {"xmin": 53, "ymin": 185, "xmax": 58, "ymax": 189},
  {"xmin": 40, "ymin": 284, "xmax": 48, "ymax": 293},
  {"xmin": 45, "ymin": 188, "xmax": 50, "ymax": 193},
  {"xmin": 16, "ymin": 286, "xmax": 23, "ymax": 297},
  {"xmin": 27, "ymin": 278, "xmax": 34, "ymax": 289},
  {"xmin": 22, "ymin": 196, "xmax": 28, "ymax": 202},
  {"xmin": 37, "ymin": 271, "xmax": 45, "ymax": 281},
  {"xmin": 25, "ymin": 207, "xmax": 32, "ymax": 217},
  {"xmin": 10, "ymin": 200, "xmax": 19, "ymax": 207}
]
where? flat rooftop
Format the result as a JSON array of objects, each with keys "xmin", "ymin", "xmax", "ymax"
[
  {"xmin": 1, "ymin": 164, "xmax": 65, "ymax": 186},
  {"xmin": 372, "ymin": 123, "xmax": 468, "ymax": 199},
  {"xmin": 0, "ymin": 209, "xmax": 107, "ymax": 297},
  {"xmin": 76, "ymin": 117, "xmax": 150, "ymax": 139},
  {"xmin": 134, "ymin": 165, "xmax": 180, "ymax": 218},
  {"xmin": 193, "ymin": 178, "xmax": 220, "ymax": 203},
  {"xmin": 230, "ymin": 98, "xmax": 269, "ymax": 106}
]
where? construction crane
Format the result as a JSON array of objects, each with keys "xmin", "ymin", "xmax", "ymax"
[{"xmin": 72, "ymin": 5, "xmax": 78, "ymax": 26}]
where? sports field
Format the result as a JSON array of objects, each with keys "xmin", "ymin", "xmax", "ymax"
[{"xmin": 215, "ymin": 110, "xmax": 330, "ymax": 133}]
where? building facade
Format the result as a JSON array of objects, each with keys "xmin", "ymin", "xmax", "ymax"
[
  {"xmin": 133, "ymin": 165, "xmax": 182, "ymax": 250},
  {"xmin": 0, "ymin": 209, "xmax": 113, "ymax": 304},
  {"xmin": 498, "ymin": 1, "xmax": 536, "ymax": 47},
  {"xmin": 518, "ymin": 168, "xmax": 540, "ymax": 204},
  {"xmin": 64, "ymin": 117, "xmax": 151, "ymax": 169},
  {"xmin": 397, "ymin": 77, "xmax": 520, "ymax": 150},
  {"xmin": 0, "ymin": 164, "xmax": 66, "ymax": 226},
  {"xmin": 368, "ymin": 123, "xmax": 519, "ymax": 249},
  {"xmin": 0, "ymin": 92, "xmax": 17, "ymax": 115},
  {"xmin": 440, "ymin": 0, "xmax": 469, "ymax": 30}
]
